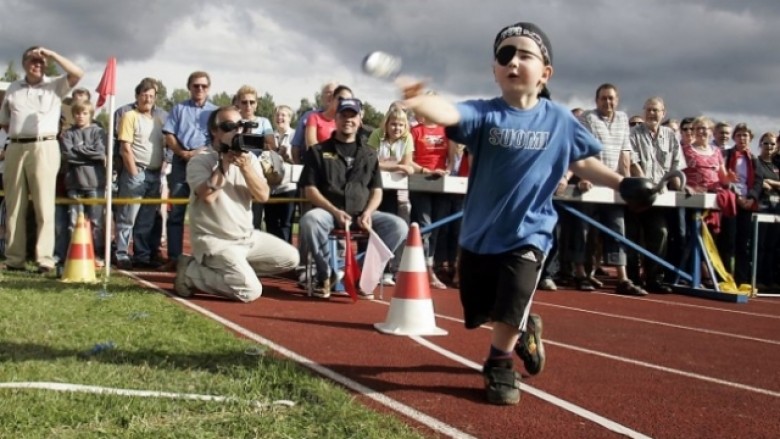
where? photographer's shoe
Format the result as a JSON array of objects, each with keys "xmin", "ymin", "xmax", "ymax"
[{"xmin": 173, "ymin": 255, "xmax": 195, "ymax": 298}]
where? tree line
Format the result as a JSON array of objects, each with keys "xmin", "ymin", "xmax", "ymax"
[{"xmin": 2, "ymin": 61, "xmax": 386, "ymax": 130}]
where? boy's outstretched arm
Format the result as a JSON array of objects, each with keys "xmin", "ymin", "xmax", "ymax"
[
  {"xmin": 399, "ymin": 78, "xmax": 461, "ymax": 127},
  {"xmin": 569, "ymin": 156, "xmax": 623, "ymax": 191}
]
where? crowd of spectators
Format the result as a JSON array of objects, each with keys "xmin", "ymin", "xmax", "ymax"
[{"xmin": 2, "ymin": 53, "xmax": 779, "ymax": 296}]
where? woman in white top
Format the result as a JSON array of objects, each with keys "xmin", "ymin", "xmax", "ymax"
[{"xmin": 261, "ymin": 105, "xmax": 298, "ymax": 243}]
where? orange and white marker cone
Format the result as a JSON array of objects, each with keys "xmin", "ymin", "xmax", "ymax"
[
  {"xmin": 375, "ymin": 223, "xmax": 447, "ymax": 336},
  {"xmin": 61, "ymin": 212, "xmax": 97, "ymax": 283}
]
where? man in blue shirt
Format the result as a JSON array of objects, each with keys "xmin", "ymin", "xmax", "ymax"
[{"xmin": 161, "ymin": 71, "xmax": 217, "ymax": 269}]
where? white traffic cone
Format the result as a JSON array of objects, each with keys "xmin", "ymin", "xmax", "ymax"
[{"xmin": 375, "ymin": 223, "xmax": 447, "ymax": 336}]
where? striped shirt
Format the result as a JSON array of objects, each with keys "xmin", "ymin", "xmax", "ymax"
[
  {"xmin": 629, "ymin": 124, "xmax": 686, "ymax": 183},
  {"xmin": 579, "ymin": 110, "xmax": 631, "ymax": 171}
]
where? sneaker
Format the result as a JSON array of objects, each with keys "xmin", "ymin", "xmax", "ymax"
[
  {"xmin": 94, "ymin": 258, "xmax": 106, "ymax": 268},
  {"xmin": 615, "ymin": 280, "xmax": 648, "ymax": 296},
  {"xmin": 515, "ymin": 314, "xmax": 545, "ymax": 376},
  {"xmin": 2, "ymin": 263, "xmax": 27, "ymax": 272},
  {"xmin": 116, "ymin": 259, "xmax": 132, "ymax": 270},
  {"xmin": 133, "ymin": 259, "xmax": 161, "ymax": 270},
  {"xmin": 173, "ymin": 255, "xmax": 194, "ymax": 298},
  {"xmin": 157, "ymin": 259, "xmax": 177, "ymax": 272},
  {"xmin": 311, "ymin": 279, "xmax": 331, "ymax": 299},
  {"xmin": 358, "ymin": 289, "xmax": 375, "ymax": 300},
  {"xmin": 482, "ymin": 358, "xmax": 521, "ymax": 405},
  {"xmin": 37, "ymin": 265, "xmax": 54, "ymax": 274},
  {"xmin": 646, "ymin": 281, "xmax": 672, "ymax": 294},
  {"xmin": 311, "ymin": 270, "xmax": 344, "ymax": 299},
  {"xmin": 381, "ymin": 273, "xmax": 396, "ymax": 286},
  {"xmin": 574, "ymin": 276, "xmax": 595, "ymax": 292},
  {"xmin": 538, "ymin": 277, "xmax": 557, "ymax": 291},
  {"xmin": 587, "ymin": 275, "xmax": 604, "ymax": 289}
]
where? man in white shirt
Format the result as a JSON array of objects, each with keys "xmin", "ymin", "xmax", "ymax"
[
  {"xmin": 173, "ymin": 106, "xmax": 299, "ymax": 302},
  {"xmin": 0, "ymin": 46, "xmax": 83, "ymax": 273}
]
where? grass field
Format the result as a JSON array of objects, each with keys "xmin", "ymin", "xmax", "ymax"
[{"xmin": 0, "ymin": 271, "xmax": 426, "ymax": 439}]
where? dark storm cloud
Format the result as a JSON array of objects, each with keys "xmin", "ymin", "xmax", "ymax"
[
  {"xmin": 0, "ymin": 0, "xmax": 206, "ymax": 63},
  {"xmin": 0, "ymin": 0, "xmax": 776, "ymax": 127},
  {"xmin": 258, "ymin": 0, "xmax": 780, "ymax": 122}
]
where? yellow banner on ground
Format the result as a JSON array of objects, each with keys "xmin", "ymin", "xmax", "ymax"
[{"xmin": 701, "ymin": 212, "xmax": 755, "ymax": 297}]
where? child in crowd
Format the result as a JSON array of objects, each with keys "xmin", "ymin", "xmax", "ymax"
[
  {"xmin": 368, "ymin": 106, "xmax": 415, "ymax": 285},
  {"xmin": 60, "ymin": 101, "xmax": 107, "ymax": 266},
  {"xmin": 400, "ymin": 21, "xmax": 632, "ymax": 405}
]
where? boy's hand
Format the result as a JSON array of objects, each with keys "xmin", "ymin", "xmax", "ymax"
[
  {"xmin": 555, "ymin": 178, "xmax": 568, "ymax": 196},
  {"xmin": 395, "ymin": 76, "xmax": 426, "ymax": 100}
]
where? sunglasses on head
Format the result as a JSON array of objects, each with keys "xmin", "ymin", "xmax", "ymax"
[
  {"xmin": 191, "ymin": 83, "xmax": 209, "ymax": 90},
  {"xmin": 494, "ymin": 45, "xmax": 544, "ymax": 66}
]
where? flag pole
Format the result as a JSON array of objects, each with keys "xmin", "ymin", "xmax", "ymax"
[
  {"xmin": 96, "ymin": 56, "xmax": 117, "ymax": 281},
  {"xmin": 104, "ymin": 94, "xmax": 115, "ymax": 279}
]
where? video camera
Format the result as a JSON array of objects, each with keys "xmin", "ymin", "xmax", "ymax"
[{"xmin": 218, "ymin": 120, "xmax": 264, "ymax": 153}]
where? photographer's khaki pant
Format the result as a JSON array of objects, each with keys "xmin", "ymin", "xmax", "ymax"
[{"xmin": 184, "ymin": 231, "xmax": 299, "ymax": 302}]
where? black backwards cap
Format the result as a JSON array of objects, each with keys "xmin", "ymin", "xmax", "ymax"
[
  {"xmin": 493, "ymin": 22, "xmax": 553, "ymax": 66},
  {"xmin": 494, "ymin": 22, "xmax": 553, "ymax": 99}
]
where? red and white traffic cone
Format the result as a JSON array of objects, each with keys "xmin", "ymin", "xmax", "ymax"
[{"xmin": 374, "ymin": 223, "xmax": 447, "ymax": 336}]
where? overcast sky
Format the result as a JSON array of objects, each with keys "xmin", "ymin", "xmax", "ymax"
[{"xmin": 1, "ymin": 0, "xmax": 777, "ymax": 147}]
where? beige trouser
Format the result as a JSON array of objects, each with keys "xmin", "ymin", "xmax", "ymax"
[
  {"xmin": 185, "ymin": 231, "xmax": 300, "ymax": 302},
  {"xmin": 2, "ymin": 140, "xmax": 61, "ymax": 268}
]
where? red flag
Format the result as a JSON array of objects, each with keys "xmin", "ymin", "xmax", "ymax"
[
  {"xmin": 95, "ymin": 57, "xmax": 116, "ymax": 108},
  {"xmin": 343, "ymin": 228, "xmax": 362, "ymax": 302}
]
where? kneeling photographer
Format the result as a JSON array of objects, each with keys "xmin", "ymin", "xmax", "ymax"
[{"xmin": 173, "ymin": 105, "xmax": 299, "ymax": 302}]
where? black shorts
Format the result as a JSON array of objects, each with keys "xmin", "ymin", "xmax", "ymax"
[{"xmin": 458, "ymin": 245, "xmax": 544, "ymax": 329}]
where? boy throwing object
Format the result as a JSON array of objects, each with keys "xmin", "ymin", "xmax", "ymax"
[{"xmin": 399, "ymin": 22, "xmax": 654, "ymax": 405}]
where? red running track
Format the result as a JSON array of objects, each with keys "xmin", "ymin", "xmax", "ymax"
[{"xmin": 130, "ymin": 267, "xmax": 780, "ymax": 439}]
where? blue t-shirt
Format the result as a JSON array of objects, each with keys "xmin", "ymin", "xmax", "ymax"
[
  {"xmin": 290, "ymin": 109, "xmax": 322, "ymax": 156},
  {"xmin": 248, "ymin": 116, "xmax": 273, "ymax": 136},
  {"xmin": 446, "ymin": 98, "xmax": 601, "ymax": 255},
  {"xmin": 162, "ymin": 99, "xmax": 218, "ymax": 151}
]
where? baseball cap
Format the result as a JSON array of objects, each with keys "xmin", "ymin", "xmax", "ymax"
[
  {"xmin": 337, "ymin": 98, "xmax": 362, "ymax": 114},
  {"xmin": 493, "ymin": 22, "xmax": 553, "ymax": 66}
]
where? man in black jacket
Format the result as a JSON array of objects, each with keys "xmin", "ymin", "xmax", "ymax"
[{"xmin": 299, "ymin": 98, "xmax": 408, "ymax": 298}]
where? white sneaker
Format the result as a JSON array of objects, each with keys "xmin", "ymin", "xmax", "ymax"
[{"xmin": 381, "ymin": 273, "xmax": 396, "ymax": 286}]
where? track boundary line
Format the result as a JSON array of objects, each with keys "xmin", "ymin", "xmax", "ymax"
[
  {"xmin": 534, "ymin": 301, "xmax": 780, "ymax": 345},
  {"xmin": 586, "ymin": 291, "xmax": 780, "ymax": 319},
  {"xmin": 542, "ymin": 340, "xmax": 780, "ymax": 398},
  {"xmin": 418, "ymin": 303, "xmax": 780, "ymax": 398},
  {"xmin": 410, "ymin": 336, "xmax": 653, "ymax": 439},
  {"xmin": 123, "ymin": 272, "xmax": 477, "ymax": 439}
]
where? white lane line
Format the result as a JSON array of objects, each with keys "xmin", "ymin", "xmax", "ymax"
[
  {"xmin": 125, "ymin": 273, "xmax": 477, "ymax": 439},
  {"xmin": 411, "ymin": 336, "xmax": 652, "ymax": 439},
  {"xmin": 542, "ymin": 340, "xmax": 780, "ymax": 398},
  {"xmin": 534, "ymin": 301, "xmax": 780, "ymax": 346},
  {"xmin": 0, "ymin": 382, "xmax": 295, "ymax": 407},
  {"xmin": 587, "ymin": 291, "xmax": 780, "ymax": 319},
  {"xmin": 423, "ymin": 307, "xmax": 780, "ymax": 399}
]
